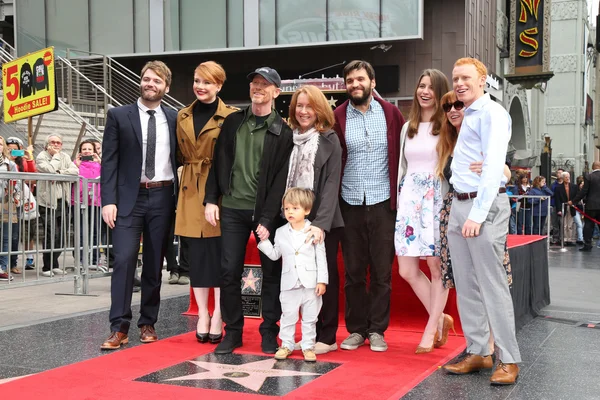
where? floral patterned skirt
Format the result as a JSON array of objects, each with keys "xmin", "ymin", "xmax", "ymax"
[
  {"xmin": 439, "ymin": 191, "xmax": 513, "ymax": 289},
  {"xmin": 394, "ymin": 172, "xmax": 443, "ymax": 257}
]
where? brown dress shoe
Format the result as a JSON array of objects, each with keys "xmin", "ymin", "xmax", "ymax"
[
  {"xmin": 140, "ymin": 325, "xmax": 158, "ymax": 343},
  {"xmin": 100, "ymin": 332, "xmax": 128, "ymax": 350},
  {"xmin": 490, "ymin": 362, "xmax": 519, "ymax": 385},
  {"xmin": 443, "ymin": 354, "xmax": 494, "ymax": 375}
]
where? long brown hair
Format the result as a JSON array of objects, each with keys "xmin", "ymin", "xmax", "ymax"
[
  {"xmin": 435, "ymin": 91, "xmax": 459, "ymax": 178},
  {"xmin": 407, "ymin": 69, "xmax": 450, "ymax": 139}
]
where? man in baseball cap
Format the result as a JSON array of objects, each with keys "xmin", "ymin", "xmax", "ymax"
[
  {"xmin": 205, "ymin": 65, "xmax": 293, "ymax": 355},
  {"xmin": 247, "ymin": 67, "xmax": 281, "ymax": 88}
]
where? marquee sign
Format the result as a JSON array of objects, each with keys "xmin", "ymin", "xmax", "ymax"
[{"xmin": 506, "ymin": 0, "xmax": 553, "ymax": 88}]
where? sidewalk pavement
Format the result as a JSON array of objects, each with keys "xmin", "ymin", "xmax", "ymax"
[{"xmin": 0, "ymin": 269, "xmax": 190, "ymax": 331}]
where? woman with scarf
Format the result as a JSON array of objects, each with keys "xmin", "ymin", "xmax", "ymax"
[{"xmin": 285, "ymin": 85, "xmax": 343, "ymax": 354}]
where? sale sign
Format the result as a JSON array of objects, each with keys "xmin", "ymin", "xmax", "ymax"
[{"xmin": 2, "ymin": 46, "xmax": 58, "ymax": 123}]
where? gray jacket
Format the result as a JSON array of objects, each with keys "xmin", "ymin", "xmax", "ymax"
[
  {"xmin": 36, "ymin": 150, "xmax": 79, "ymax": 209},
  {"xmin": 308, "ymin": 130, "xmax": 344, "ymax": 232}
]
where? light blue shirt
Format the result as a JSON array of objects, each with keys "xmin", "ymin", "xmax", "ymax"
[
  {"xmin": 450, "ymin": 94, "xmax": 511, "ymax": 223},
  {"xmin": 341, "ymin": 98, "xmax": 390, "ymax": 205}
]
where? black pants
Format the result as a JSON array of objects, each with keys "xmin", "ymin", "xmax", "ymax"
[
  {"xmin": 583, "ymin": 209, "xmax": 600, "ymax": 245},
  {"xmin": 39, "ymin": 202, "xmax": 69, "ymax": 272},
  {"xmin": 220, "ymin": 207, "xmax": 283, "ymax": 338},
  {"xmin": 165, "ymin": 224, "xmax": 188, "ymax": 276},
  {"xmin": 315, "ymin": 227, "xmax": 343, "ymax": 345},
  {"xmin": 340, "ymin": 199, "xmax": 396, "ymax": 337},
  {"xmin": 109, "ymin": 186, "xmax": 175, "ymax": 333}
]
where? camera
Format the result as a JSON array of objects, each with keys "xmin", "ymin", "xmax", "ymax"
[
  {"xmin": 10, "ymin": 149, "xmax": 25, "ymax": 157},
  {"xmin": 81, "ymin": 155, "xmax": 94, "ymax": 161}
]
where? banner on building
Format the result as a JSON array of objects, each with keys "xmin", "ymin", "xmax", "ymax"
[
  {"xmin": 2, "ymin": 46, "xmax": 58, "ymax": 123},
  {"xmin": 506, "ymin": 0, "xmax": 553, "ymax": 88}
]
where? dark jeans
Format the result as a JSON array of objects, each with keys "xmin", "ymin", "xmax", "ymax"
[
  {"xmin": 10, "ymin": 221, "xmax": 19, "ymax": 268},
  {"xmin": 109, "ymin": 186, "xmax": 175, "ymax": 333},
  {"xmin": 220, "ymin": 207, "xmax": 283, "ymax": 338},
  {"xmin": 532, "ymin": 215, "xmax": 546, "ymax": 235},
  {"xmin": 39, "ymin": 202, "xmax": 69, "ymax": 272},
  {"xmin": 340, "ymin": 199, "xmax": 396, "ymax": 337},
  {"xmin": 583, "ymin": 209, "xmax": 600, "ymax": 245},
  {"xmin": 79, "ymin": 206, "xmax": 100, "ymax": 264},
  {"xmin": 315, "ymin": 227, "xmax": 343, "ymax": 345},
  {"xmin": 517, "ymin": 208, "xmax": 532, "ymax": 234}
]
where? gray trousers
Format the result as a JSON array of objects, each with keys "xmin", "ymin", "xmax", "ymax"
[{"xmin": 447, "ymin": 193, "xmax": 521, "ymax": 363}]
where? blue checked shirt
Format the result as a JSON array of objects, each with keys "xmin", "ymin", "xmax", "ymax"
[{"xmin": 341, "ymin": 98, "xmax": 390, "ymax": 205}]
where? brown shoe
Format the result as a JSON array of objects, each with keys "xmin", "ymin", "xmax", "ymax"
[
  {"xmin": 100, "ymin": 331, "xmax": 128, "ymax": 350},
  {"xmin": 140, "ymin": 325, "xmax": 158, "ymax": 343},
  {"xmin": 490, "ymin": 362, "xmax": 519, "ymax": 385},
  {"xmin": 442, "ymin": 354, "xmax": 494, "ymax": 375}
]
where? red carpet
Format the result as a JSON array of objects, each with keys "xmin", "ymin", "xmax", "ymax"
[
  {"xmin": 0, "ymin": 318, "xmax": 465, "ymax": 400},
  {"xmin": 2, "ymin": 235, "xmax": 542, "ymax": 398}
]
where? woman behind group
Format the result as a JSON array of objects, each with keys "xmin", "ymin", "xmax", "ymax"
[
  {"xmin": 436, "ymin": 90, "xmax": 513, "ymax": 353},
  {"xmin": 6, "ymin": 137, "xmax": 36, "ymax": 272},
  {"xmin": 573, "ymin": 175, "xmax": 585, "ymax": 244},
  {"xmin": 395, "ymin": 69, "xmax": 450, "ymax": 353},
  {"xmin": 528, "ymin": 176, "xmax": 553, "ymax": 235},
  {"xmin": 174, "ymin": 61, "xmax": 237, "ymax": 344},
  {"xmin": 286, "ymin": 85, "xmax": 344, "ymax": 354},
  {"xmin": 72, "ymin": 139, "xmax": 102, "ymax": 266},
  {"xmin": 0, "ymin": 136, "xmax": 21, "ymax": 281}
]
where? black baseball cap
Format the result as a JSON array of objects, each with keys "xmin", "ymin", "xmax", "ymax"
[{"xmin": 247, "ymin": 67, "xmax": 281, "ymax": 88}]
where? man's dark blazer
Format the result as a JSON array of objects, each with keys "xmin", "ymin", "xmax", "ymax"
[
  {"xmin": 572, "ymin": 170, "xmax": 600, "ymax": 211},
  {"xmin": 554, "ymin": 182, "xmax": 578, "ymax": 217},
  {"xmin": 101, "ymin": 103, "xmax": 178, "ymax": 217}
]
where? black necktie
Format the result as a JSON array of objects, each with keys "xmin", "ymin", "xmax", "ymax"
[{"xmin": 145, "ymin": 110, "xmax": 156, "ymax": 180}]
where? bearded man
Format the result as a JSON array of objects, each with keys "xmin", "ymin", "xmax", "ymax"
[
  {"xmin": 100, "ymin": 60, "xmax": 178, "ymax": 350},
  {"xmin": 332, "ymin": 60, "xmax": 405, "ymax": 353}
]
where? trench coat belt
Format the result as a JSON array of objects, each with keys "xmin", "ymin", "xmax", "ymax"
[{"xmin": 183, "ymin": 157, "xmax": 212, "ymax": 175}]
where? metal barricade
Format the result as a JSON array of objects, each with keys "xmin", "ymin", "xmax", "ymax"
[
  {"xmin": 0, "ymin": 171, "xmax": 114, "ymax": 295},
  {"xmin": 507, "ymin": 194, "xmax": 552, "ymax": 235}
]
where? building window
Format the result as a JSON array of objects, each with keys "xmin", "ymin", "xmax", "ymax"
[{"xmin": 259, "ymin": 0, "xmax": 422, "ymax": 47}]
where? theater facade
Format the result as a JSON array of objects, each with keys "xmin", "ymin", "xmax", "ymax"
[{"xmin": 12, "ymin": 0, "xmax": 545, "ymax": 170}]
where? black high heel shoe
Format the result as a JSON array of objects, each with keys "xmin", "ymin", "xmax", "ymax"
[
  {"xmin": 196, "ymin": 316, "xmax": 210, "ymax": 343},
  {"xmin": 209, "ymin": 315, "xmax": 223, "ymax": 344},
  {"xmin": 196, "ymin": 332, "xmax": 209, "ymax": 343},
  {"xmin": 208, "ymin": 332, "xmax": 222, "ymax": 344}
]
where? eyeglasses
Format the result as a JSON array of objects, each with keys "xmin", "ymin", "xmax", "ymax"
[
  {"xmin": 442, "ymin": 100, "xmax": 465, "ymax": 113},
  {"xmin": 50, "ymin": 141, "xmax": 63, "ymax": 145}
]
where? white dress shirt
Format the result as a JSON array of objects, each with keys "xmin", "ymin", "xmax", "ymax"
[
  {"xmin": 257, "ymin": 220, "xmax": 328, "ymax": 291},
  {"xmin": 137, "ymin": 98, "xmax": 174, "ymax": 183},
  {"xmin": 450, "ymin": 93, "xmax": 511, "ymax": 223}
]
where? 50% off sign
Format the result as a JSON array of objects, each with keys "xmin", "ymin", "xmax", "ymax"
[{"xmin": 2, "ymin": 47, "xmax": 58, "ymax": 124}]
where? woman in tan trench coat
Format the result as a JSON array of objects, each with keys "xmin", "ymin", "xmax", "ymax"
[{"xmin": 174, "ymin": 61, "xmax": 237, "ymax": 344}]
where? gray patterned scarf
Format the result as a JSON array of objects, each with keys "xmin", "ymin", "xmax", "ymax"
[{"xmin": 286, "ymin": 128, "xmax": 319, "ymax": 190}]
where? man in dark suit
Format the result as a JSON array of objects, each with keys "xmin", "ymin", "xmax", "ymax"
[
  {"xmin": 554, "ymin": 171, "xmax": 578, "ymax": 245},
  {"xmin": 570, "ymin": 161, "xmax": 600, "ymax": 251},
  {"xmin": 100, "ymin": 61, "xmax": 178, "ymax": 350}
]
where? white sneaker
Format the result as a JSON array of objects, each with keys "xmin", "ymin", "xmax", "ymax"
[
  {"xmin": 41, "ymin": 270, "xmax": 54, "ymax": 277},
  {"xmin": 314, "ymin": 342, "xmax": 338, "ymax": 354},
  {"xmin": 52, "ymin": 268, "xmax": 66, "ymax": 275}
]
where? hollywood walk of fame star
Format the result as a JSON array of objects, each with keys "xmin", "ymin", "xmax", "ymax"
[
  {"xmin": 327, "ymin": 96, "xmax": 338, "ymax": 108},
  {"xmin": 242, "ymin": 269, "xmax": 260, "ymax": 291},
  {"xmin": 165, "ymin": 358, "xmax": 321, "ymax": 392}
]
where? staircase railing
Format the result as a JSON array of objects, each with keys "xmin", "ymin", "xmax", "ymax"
[{"xmin": 65, "ymin": 48, "xmax": 185, "ymax": 112}]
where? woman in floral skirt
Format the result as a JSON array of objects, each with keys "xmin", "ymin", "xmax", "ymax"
[{"xmin": 395, "ymin": 69, "xmax": 450, "ymax": 353}]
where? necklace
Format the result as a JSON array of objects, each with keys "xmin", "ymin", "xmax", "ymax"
[{"xmin": 292, "ymin": 240, "xmax": 304, "ymax": 256}]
